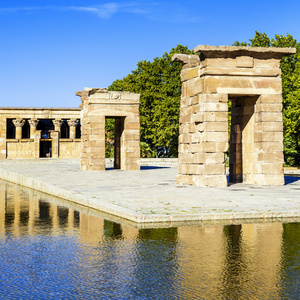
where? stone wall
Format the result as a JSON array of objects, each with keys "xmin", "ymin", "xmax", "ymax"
[
  {"xmin": 76, "ymin": 88, "xmax": 140, "ymax": 171},
  {"xmin": 173, "ymin": 45, "xmax": 296, "ymax": 187}
]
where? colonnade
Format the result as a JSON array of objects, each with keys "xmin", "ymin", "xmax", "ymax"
[{"xmin": 11, "ymin": 118, "xmax": 79, "ymax": 140}]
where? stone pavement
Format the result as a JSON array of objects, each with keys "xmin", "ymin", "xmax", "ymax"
[{"xmin": 0, "ymin": 159, "xmax": 299, "ymax": 224}]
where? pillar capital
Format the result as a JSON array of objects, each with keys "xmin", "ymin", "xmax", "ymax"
[
  {"xmin": 53, "ymin": 119, "xmax": 63, "ymax": 127},
  {"xmin": 67, "ymin": 119, "xmax": 79, "ymax": 127},
  {"xmin": 12, "ymin": 119, "xmax": 25, "ymax": 127},
  {"xmin": 28, "ymin": 119, "xmax": 38, "ymax": 127}
]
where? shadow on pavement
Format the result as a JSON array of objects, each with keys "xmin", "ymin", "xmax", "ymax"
[{"xmin": 285, "ymin": 176, "xmax": 300, "ymax": 185}]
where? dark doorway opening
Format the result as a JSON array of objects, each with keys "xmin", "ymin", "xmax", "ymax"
[
  {"xmin": 61, "ymin": 120, "xmax": 70, "ymax": 138},
  {"xmin": 22, "ymin": 120, "xmax": 30, "ymax": 139},
  {"xmin": 76, "ymin": 119, "xmax": 81, "ymax": 139},
  {"xmin": 37, "ymin": 119, "xmax": 54, "ymax": 139},
  {"xmin": 228, "ymin": 95, "xmax": 259, "ymax": 184},
  {"xmin": 6, "ymin": 119, "xmax": 15, "ymax": 139},
  {"xmin": 40, "ymin": 140, "xmax": 52, "ymax": 158},
  {"xmin": 105, "ymin": 117, "xmax": 125, "ymax": 169}
]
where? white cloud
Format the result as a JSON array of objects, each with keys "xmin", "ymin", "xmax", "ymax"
[
  {"xmin": 69, "ymin": 3, "xmax": 120, "ymax": 19},
  {"xmin": 0, "ymin": 3, "xmax": 151, "ymax": 19},
  {"xmin": 0, "ymin": 2, "xmax": 199, "ymax": 23}
]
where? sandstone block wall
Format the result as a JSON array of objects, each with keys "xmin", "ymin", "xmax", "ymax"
[
  {"xmin": 173, "ymin": 45, "xmax": 296, "ymax": 187},
  {"xmin": 76, "ymin": 88, "xmax": 140, "ymax": 171}
]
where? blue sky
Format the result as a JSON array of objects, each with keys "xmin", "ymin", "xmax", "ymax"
[{"xmin": 1, "ymin": 0, "xmax": 299, "ymax": 108}]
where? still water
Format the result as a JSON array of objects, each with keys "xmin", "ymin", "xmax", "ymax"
[{"xmin": 0, "ymin": 180, "xmax": 300, "ymax": 299}]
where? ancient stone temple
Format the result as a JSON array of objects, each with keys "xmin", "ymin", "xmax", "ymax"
[
  {"xmin": 0, "ymin": 108, "xmax": 81, "ymax": 159},
  {"xmin": 173, "ymin": 45, "xmax": 296, "ymax": 187},
  {"xmin": 76, "ymin": 88, "xmax": 140, "ymax": 171}
]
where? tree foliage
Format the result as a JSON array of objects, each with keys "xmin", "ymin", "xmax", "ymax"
[
  {"xmin": 108, "ymin": 45, "xmax": 192, "ymax": 157},
  {"xmin": 235, "ymin": 31, "xmax": 300, "ymax": 166}
]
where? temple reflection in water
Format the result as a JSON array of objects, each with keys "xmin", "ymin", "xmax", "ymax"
[{"xmin": 0, "ymin": 180, "xmax": 298, "ymax": 299}]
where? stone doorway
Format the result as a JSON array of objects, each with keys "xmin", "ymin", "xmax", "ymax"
[
  {"xmin": 106, "ymin": 117, "xmax": 125, "ymax": 169},
  {"xmin": 229, "ymin": 95, "xmax": 258, "ymax": 184},
  {"xmin": 40, "ymin": 140, "xmax": 52, "ymax": 158}
]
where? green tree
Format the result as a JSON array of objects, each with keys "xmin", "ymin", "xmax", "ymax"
[
  {"xmin": 234, "ymin": 32, "xmax": 300, "ymax": 166},
  {"xmin": 105, "ymin": 118, "xmax": 115, "ymax": 158},
  {"xmin": 108, "ymin": 45, "xmax": 192, "ymax": 157}
]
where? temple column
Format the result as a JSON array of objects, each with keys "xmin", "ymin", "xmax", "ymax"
[
  {"xmin": 28, "ymin": 119, "xmax": 38, "ymax": 138},
  {"xmin": 53, "ymin": 119, "xmax": 63, "ymax": 138},
  {"xmin": 50, "ymin": 130, "xmax": 59, "ymax": 158},
  {"xmin": 12, "ymin": 119, "xmax": 25, "ymax": 140},
  {"xmin": 29, "ymin": 119, "xmax": 40, "ymax": 159},
  {"xmin": 67, "ymin": 119, "xmax": 78, "ymax": 140}
]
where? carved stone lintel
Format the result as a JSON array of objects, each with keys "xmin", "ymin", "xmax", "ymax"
[
  {"xmin": 109, "ymin": 92, "xmax": 121, "ymax": 100},
  {"xmin": 12, "ymin": 119, "xmax": 25, "ymax": 127},
  {"xmin": 67, "ymin": 119, "xmax": 79, "ymax": 127}
]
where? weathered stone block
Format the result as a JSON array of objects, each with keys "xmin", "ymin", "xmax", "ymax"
[
  {"xmin": 257, "ymin": 94, "xmax": 282, "ymax": 104},
  {"xmin": 203, "ymin": 102, "xmax": 228, "ymax": 112},
  {"xmin": 204, "ymin": 58, "xmax": 236, "ymax": 68},
  {"xmin": 203, "ymin": 141, "xmax": 228, "ymax": 152},
  {"xmin": 253, "ymin": 174, "xmax": 284, "ymax": 186},
  {"xmin": 255, "ymin": 103, "xmax": 282, "ymax": 113},
  {"xmin": 193, "ymin": 152, "xmax": 205, "ymax": 164},
  {"xmin": 255, "ymin": 112, "xmax": 282, "ymax": 122},
  {"xmin": 254, "ymin": 142, "xmax": 283, "ymax": 152},
  {"xmin": 176, "ymin": 174, "xmax": 193, "ymax": 185},
  {"xmin": 193, "ymin": 77, "xmax": 203, "ymax": 95},
  {"xmin": 205, "ymin": 131, "xmax": 228, "ymax": 142},
  {"xmin": 254, "ymin": 131, "xmax": 283, "ymax": 142},
  {"xmin": 191, "ymin": 175, "xmax": 205, "ymax": 186},
  {"xmin": 179, "ymin": 124, "xmax": 189, "ymax": 135},
  {"xmin": 178, "ymin": 152, "xmax": 193, "ymax": 163},
  {"xmin": 203, "ymin": 175, "xmax": 227, "ymax": 187},
  {"xmin": 180, "ymin": 69, "xmax": 188, "ymax": 82},
  {"xmin": 125, "ymin": 122, "xmax": 140, "ymax": 130},
  {"xmin": 204, "ymin": 112, "xmax": 228, "ymax": 122},
  {"xmin": 205, "ymin": 122, "xmax": 228, "ymax": 132},
  {"xmin": 191, "ymin": 113, "xmax": 204, "ymax": 123},
  {"xmin": 179, "ymin": 133, "xmax": 191, "ymax": 144},
  {"xmin": 188, "ymin": 143, "xmax": 200, "ymax": 153},
  {"xmin": 188, "ymin": 67, "xmax": 199, "ymax": 79},
  {"xmin": 205, "ymin": 153, "xmax": 225, "ymax": 164},
  {"xmin": 205, "ymin": 163, "xmax": 226, "ymax": 175},
  {"xmin": 179, "ymin": 113, "xmax": 191, "ymax": 124},
  {"xmin": 255, "ymin": 151, "xmax": 283, "ymax": 162},
  {"xmin": 181, "ymin": 97, "xmax": 191, "ymax": 107},
  {"xmin": 178, "ymin": 143, "xmax": 189, "ymax": 153},
  {"xmin": 188, "ymin": 123, "xmax": 197, "ymax": 133},
  {"xmin": 256, "ymin": 122, "xmax": 283, "ymax": 132},
  {"xmin": 191, "ymin": 132, "xmax": 202, "ymax": 143},
  {"xmin": 254, "ymin": 58, "xmax": 280, "ymax": 69},
  {"xmin": 236, "ymin": 56, "xmax": 254, "ymax": 68},
  {"xmin": 191, "ymin": 95, "xmax": 200, "ymax": 105}
]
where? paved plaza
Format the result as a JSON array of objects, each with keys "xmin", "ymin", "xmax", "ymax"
[{"xmin": 0, "ymin": 159, "xmax": 299, "ymax": 224}]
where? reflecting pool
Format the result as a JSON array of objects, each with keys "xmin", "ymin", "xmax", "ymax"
[{"xmin": 0, "ymin": 180, "xmax": 300, "ymax": 299}]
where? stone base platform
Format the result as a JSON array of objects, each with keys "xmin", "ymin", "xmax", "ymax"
[{"xmin": 0, "ymin": 159, "xmax": 299, "ymax": 225}]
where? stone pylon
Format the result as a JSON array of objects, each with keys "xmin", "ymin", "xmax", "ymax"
[{"xmin": 173, "ymin": 45, "xmax": 296, "ymax": 187}]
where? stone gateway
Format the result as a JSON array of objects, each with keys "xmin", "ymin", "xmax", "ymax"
[
  {"xmin": 173, "ymin": 45, "xmax": 296, "ymax": 187},
  {"xmin": 76, "ymin": 88, "xmax": 140, "ymax": 171}
]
